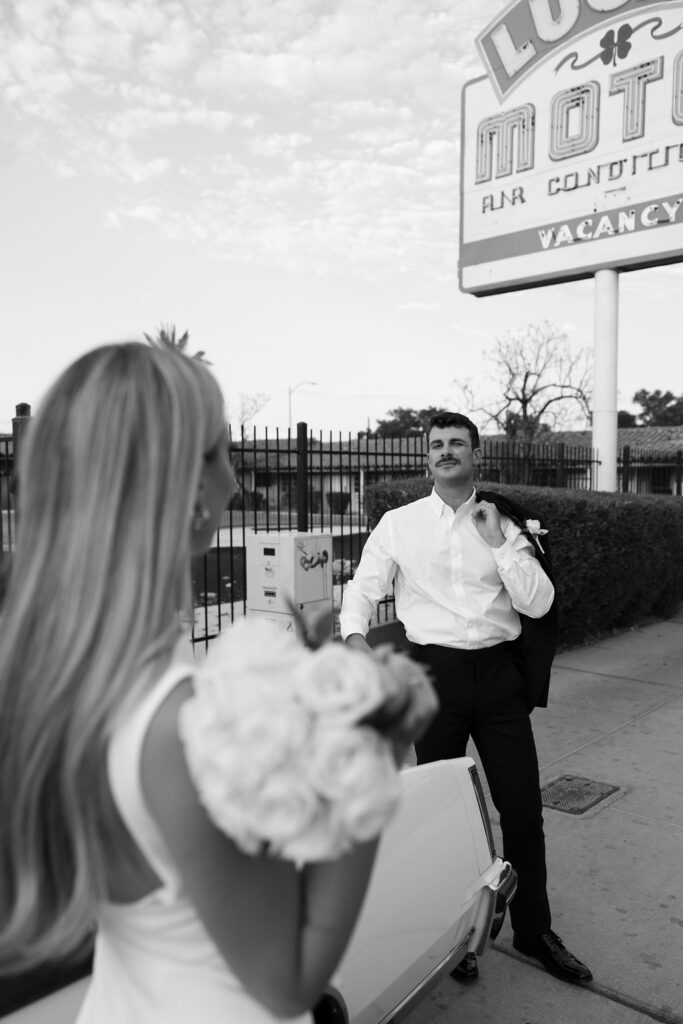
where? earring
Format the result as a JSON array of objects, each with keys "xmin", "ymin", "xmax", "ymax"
[{"xmin": 192, "ymin": 504, "xmax": 210, "ymax": 531}]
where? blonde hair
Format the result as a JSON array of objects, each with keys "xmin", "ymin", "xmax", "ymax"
[{"xmin": 0, "ymin": 342, "xmax": 226, "ymax": 970}]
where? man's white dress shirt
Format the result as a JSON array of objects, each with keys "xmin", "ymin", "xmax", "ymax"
[{"xmin": 339, "ymin": 488, "xmax": 555, "ymax": 649}]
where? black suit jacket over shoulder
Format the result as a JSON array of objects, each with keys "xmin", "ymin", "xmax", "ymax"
[{"xmin": 476, "ymin": 489, "xmax": 559, "ymax": 711}]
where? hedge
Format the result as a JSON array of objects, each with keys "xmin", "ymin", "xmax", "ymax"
[{"xmin": 365, "ymin": 478, "xmax": 683, "ymax": 647}]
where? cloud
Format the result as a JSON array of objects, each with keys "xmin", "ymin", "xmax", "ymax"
[
  {"xmin": 105, "ymin": 209, "xmax": 123, "ymax": 229},
  {"xmin": 0, "ymin": 0, "xmax": 491, "ymax": 280},
  {"xmin": 122, "ymin": 201, "xmax": 164, "ymax": 222},
  {"xmin": 396, "ymin": 302, "xmax": 443, "ymax": 312},
  {"xmin": 248, "ymin": 132, "xmax": 311, "ymax": 158},
  {"xmin": 104, "ymin": 105, "xmax": 234, "ymax": 142},
  {"xmin": 123, "ymin": 156, "xmax": 171, "ymax": 182},
  {"xmin": 143, "ymin": 15, "xmax": 207, "ymax": 77},
  {"xmin": 195, "ymin": 49, "xmax": 320, "ymax": 99},
  {"xmin": 61, "ymin": 5, "xmax": 134, "ymax": 67},
  {"xmin": 54, "ymin": 159, "xmax": 76, "ymax": 177}
]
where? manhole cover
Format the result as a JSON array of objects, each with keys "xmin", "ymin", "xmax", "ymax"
[{"xmin": 541, "ymin": 775, "xmax": 619, "ymax": 814}]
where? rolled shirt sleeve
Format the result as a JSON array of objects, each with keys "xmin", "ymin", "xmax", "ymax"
[
  {"xmin": 339, "ymin": 515, "xmax": 398, "ymax": 640},
  {"xmin": 492, "ymin": 519, "xmax": 555, "ymax": 619}
]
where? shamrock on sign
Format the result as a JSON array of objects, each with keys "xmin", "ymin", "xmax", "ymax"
[{"xmin": 600, "ymin": 24, "xmax": 633, "ymax": 66}]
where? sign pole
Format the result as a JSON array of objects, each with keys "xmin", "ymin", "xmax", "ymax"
[{"xmin": 592, "ymin": 268, "xmax": 619, "ymax": 492}]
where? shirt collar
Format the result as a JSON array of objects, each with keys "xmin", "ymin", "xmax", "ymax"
[{"xmin": 429, "ymin": 487, "xmax": 477, "ymax": 518}]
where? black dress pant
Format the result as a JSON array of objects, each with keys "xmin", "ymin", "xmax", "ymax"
[{"xmin": 411, "ymin": 640, "xmax": 552, "ymax": 937}]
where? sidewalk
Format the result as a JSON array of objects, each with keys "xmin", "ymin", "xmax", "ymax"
[{"xmin": 406, "ymin": 613, "xmax": 683, "ymax": 1024}]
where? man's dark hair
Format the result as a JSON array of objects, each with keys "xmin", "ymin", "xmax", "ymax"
[{"xmin": 427, "ymin": 412, "xmax": 480, "ymax": 449}]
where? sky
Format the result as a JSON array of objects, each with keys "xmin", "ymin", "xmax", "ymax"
[{"xmin": 1, "ymin": 0, "xmax": 682, "ymax": 436}]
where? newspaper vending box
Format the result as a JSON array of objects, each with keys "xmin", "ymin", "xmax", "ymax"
[{"xmin": 245, "ymin": 531, "xmax": 333, "ymax": 638}]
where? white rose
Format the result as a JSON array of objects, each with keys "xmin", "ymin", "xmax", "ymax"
[
  {"xmin": 249, "ymin": 770, "xmax": 320, "ymax": 847},
  {"xmin": 294, "ymin": 645, "xmax": 385, "ymax": 723},
  {"xmin": 180, "ymin": 684, "xmax": 311, "ymax": 794},
  {"xmin": 523, "ymin": 518, "xmax": 548, "ymax": 553},
  {"xmin": 371, "ymin": 646, "xmax": 431, "ymax": 708},
  {"xmin": 203, "ymin": 792, "xmax": 264, "ymax": 856},
  {"xmin": 305, "ymin": 725, "xmax": 396, "ymax": 801},
  {"xmin": 178, "ymin": 701, "xmax": 245, "ymax": 804},
  {"xmin": 178, "ymin": 707, "xmax": 259, "ymax": 852},
  {"xmin": 204, "ymin": 618, "xmax": 304, "ymax": 690},
  {"xmin": 230, "ymin": 702, "xmax": 312, "ymax": 791},
  {"xmin": 277, "ymin": 810, "xmax": 347, "ymax": 864},
  {"xmin": 200, "ymin": 619, "xmax": 307, "ymax": 728},
  {"xmin": 332, "ymin": 772, "xmax": 401, "ymax": 843},
  {"xmin": 205, "ymin": 667, "xmax": 302, "ymax": 726}
]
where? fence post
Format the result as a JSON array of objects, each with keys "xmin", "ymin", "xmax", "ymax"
[
  {"xmin": 621, "ymin": 445, "xmax": 630, "ymax": 493},
  {"xmin": 556, "ymin": 442, "xmax": 566, "ymax": 488},
  {"xmin": 522, "ymin": 441, "xmax": 531, "ymax": 485},
  {"xmin": 677, "ymin": 450, "xmax": 683, "ymax": 497},
  {"xmin": 296, "ymin": 421, "xmax": 309, "ymax": 532},
  {"xmin": 11, "ymin": 403, "xmax": 31, "ymax": 503}
]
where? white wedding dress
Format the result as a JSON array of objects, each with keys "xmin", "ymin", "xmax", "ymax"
[{"xmin": 75, "ymin": 661, "xmax": 312, "ymax": 1024}]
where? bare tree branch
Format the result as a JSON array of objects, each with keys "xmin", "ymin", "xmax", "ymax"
[
  {"xmin": 453, "ymin": 321, "xmax": 592, "ymax": 441},
  {"xmin": 236, "ymin": 392, "xmax": 270, "ymax": 430}
]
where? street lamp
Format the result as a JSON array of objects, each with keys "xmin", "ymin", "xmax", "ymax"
[{"xmin": 288, "ymin": 380, "xmax": 318, "ymax": 433}]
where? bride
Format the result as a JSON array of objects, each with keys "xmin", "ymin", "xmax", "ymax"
[{"xmin": 0, "ymin": 342, "xmax": 436, "ymax": 1023}]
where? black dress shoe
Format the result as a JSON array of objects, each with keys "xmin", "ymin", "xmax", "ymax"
[
  {"xmin": 513, "ymin": 930, "xmax": 593, "ymax": 984},
  {"xmin": 450, "ymin": 952, "xmax": 478, "ymax": 983}
]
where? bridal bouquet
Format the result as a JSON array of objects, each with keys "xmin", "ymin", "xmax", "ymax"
[{"xmin": 178, "ymin": 617, "xmax": 427, "ymax": 864}]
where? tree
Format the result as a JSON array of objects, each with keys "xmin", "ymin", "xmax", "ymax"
[
  {"xmin": 143, "ymin": 322, "xmax": 208, "ymax": 363},
  {"xmin": 631, "ymin": 389, "xmax": 683, "ymax": 426},
  {"xmin": 373, "ymin": 406, "xmax": 451, "ymax": 437},
  {"xmin": 233, "ymin": 392, "xmax": 270, "ymax": 431},
  {"xmin": 457, "ymin": 321, "xmax": 592, "ymax": 442},
  {"xmin": 617, "ymin": 410, "xmax": 638, "ymax": 427}
]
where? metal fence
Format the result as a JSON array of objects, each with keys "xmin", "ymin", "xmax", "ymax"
[
  {"xmin": 1, "ymin": 436, "xmax": 12, "ymax": 551},
  {"xmin": 480, "ymin": 439, "xmax": 597, "ymax": 489},
  {"xmin": 619, "ymin": 445, "xmax": 683, "ymax": 495},
  {"xmin": 1, "ymin": 434, "xmax": 13, "ymax": 603},
  {"xmin": 5, "ymin": 407, "xmax": 682, "ymax": 650}
]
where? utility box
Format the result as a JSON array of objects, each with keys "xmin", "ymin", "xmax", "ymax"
[{"xmin": 246, "ymin": 531, "xmax": 333, "ymax": 637}]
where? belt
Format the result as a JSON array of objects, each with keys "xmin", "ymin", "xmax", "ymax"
[{"xmin": 409, "ymin": 639, "xmax": 518, "ymax": 665}]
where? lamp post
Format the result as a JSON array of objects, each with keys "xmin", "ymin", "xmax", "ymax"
[{"xmin": 288, "ymin": 380, "xmax": 318, "ymax": 433}]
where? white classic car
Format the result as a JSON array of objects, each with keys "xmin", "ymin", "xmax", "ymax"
[
  {"xmin": 1, "ymin": 757, "xmax": 515, "ymax": 1024},
  {"xmin": 315, "ymin": 757, "xmax": 516, "ymax": 1024}
]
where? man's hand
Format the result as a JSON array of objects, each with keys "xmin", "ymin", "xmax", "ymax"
[
  {"xmin": 344, "ymin": 633, "xmax": 372, "ymax": 653},
  {"xmin": 471, "ymin": 500, "xmax": 506, "ymax": 548}
]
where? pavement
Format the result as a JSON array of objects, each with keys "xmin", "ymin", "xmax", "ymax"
[{"xmin": 404, "ymin": 612, "xmax": 683, "ymax": 1024}]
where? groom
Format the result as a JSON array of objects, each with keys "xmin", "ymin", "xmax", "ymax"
[{"xmin": 340, "ymin": 411, "xmax": 592, "ymax": 985}]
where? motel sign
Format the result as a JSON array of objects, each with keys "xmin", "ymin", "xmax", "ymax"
[{"xmin": 460, "ymin": 0, "xmax": 683, "ymax": 295}]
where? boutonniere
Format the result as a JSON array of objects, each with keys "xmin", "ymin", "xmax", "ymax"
[{"xmin": 524, "ymin": 519, "xmax": 548, "ymax": 554}]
